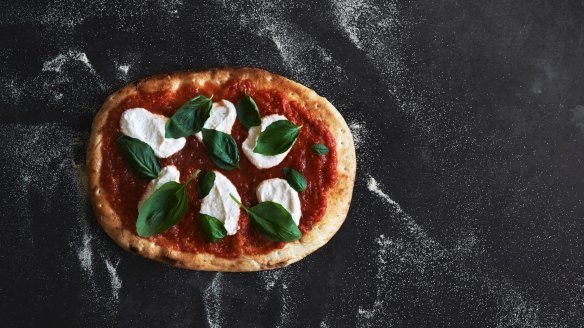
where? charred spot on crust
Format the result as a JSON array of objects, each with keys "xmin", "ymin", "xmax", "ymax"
[
  {"xmin": 160, "ymin": 254, "xmax": 179, "ymax": 265},
  {"xmin": 129, "ymin": 245, "xmax": 139, "ymax": 253}
]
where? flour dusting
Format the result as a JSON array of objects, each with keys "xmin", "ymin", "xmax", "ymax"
[
  {"xmin": 104, "ymin": 259, "xmax": 122, "ymax": 301},
  {"xmin": 42, "ymin": 50, "xmax": 95, "ymax": 73},
  {"xmin": 260, "ymin": 269, "xmax": 285, "ymax": 291},
  {"xmin": 348, "ymin": 119, "xmax": 371, "ymax": 151},
  {"xmin": 367, "ymin": 176, "xmax": 400, "ymax": 208},
  {"xmin": 203, "ymin": 273, "xmax": 224, "ymax": 328},
  {"xmin": 569, "ymin": 105, "xmax": 584, "ymax": 132},
  {"xmin": 276, "ymin": 282, "xmax": 295, "ymax": 328},
  {"xmin": 0, "ymin": 123, "xmax": 121, "ymax": 323},
  {"xmin": 355, "ymin": 173, "xmax": 545, "ymax": 326},
  {"xmin": 78, "ymin": 233, "xmax": 94, "ymax": 275},
  {"xmin": 118, "ymin": 64, "xmax": 130, "ymax": 75}
]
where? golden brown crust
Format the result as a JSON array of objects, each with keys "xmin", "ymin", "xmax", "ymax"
[{"xmin": 87, "ymin": 68, "xmax": 356, "ymax": 271}]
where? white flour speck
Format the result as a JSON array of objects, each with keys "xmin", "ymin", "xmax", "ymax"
[
  {"xmin": 203, "ymin": 273, "xmax": 224, "ymax": 328},
  {"xmin": 8, "ymin": 79, "xmax": 23, "ymax": 103},
  {"xmin": 260, "ymin": 269, "xmax": 285, "ymax": 291},
  {"xmin": 569, "ymin": 105, "xmax": 584, "ymax": 132},
  {"xmin": 349, "ymin": 120, "xmax": 369, "ymax": 150},
  {"xmin": 118, "ymin": 64, "xmax": 130, "ymax": 75},
  {"xmin": 367, "ymin": 176, "xmax": 400, "ymax": 208},
  {"xmin": 276, "ymin": 282, "xmax": 295, "ymax": 328},
  {"xmin": 42, "ymin": 50, "xmax": 95, "ymax": 73},
  {"xmin": 104, "ymin": 259, "xmax": 122, "ymax": 301},
  {"xmin": 78, "ymin": 233, "xmax": 93, "ymax": 275}
]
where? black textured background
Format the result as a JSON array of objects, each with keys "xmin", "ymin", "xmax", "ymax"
[{"xmin": 2, "ymin": 0, "xmax": 584, "ymax": 327}]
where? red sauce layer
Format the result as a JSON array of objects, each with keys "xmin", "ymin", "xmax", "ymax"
[{"xmin": 100, "ymin": 79, "xmax": 338, "ymax": 257}]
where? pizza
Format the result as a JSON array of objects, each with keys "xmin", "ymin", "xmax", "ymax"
[{"xmin": 87, "ymin": 68, "xmax": 356, "ymax": 271}]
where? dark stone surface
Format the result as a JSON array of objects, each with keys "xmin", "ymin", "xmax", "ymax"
[{"xmin": 1, "ymin": 0, "xmax": 584, "ymax": 326}]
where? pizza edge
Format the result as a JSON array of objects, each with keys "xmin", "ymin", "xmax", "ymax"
[{"xmin": 87, "ymin": 67, "xmax": 356, "ymax": 271}]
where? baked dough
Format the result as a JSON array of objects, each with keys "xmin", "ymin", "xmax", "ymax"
[{"xmin": 87, "ymin": 68, "xmax": 356, "ymax": 271}]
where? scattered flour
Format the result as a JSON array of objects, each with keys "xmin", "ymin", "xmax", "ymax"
[
  {"xmin": 348, "ymin": 121, "xmax": 368, "ymax": 150},
  {"xmin": 42, "ymin": 50, "xmax": 95, "ymax": 74},
  {"xmin": 219, "ymin": 0, "xmax": 344, "ymax": 89},
  {"xmin": 367, "ymin": 175, "xmax": 432, "ymax": 238},
  {"xmin": 118, "ymin": 64, "xmax": 130, "ymax": 75},
  {"xmin": 104, "ymin": 258, "xmax": 122, "ymax": 301},
  {"xmin": 0, "ymin": 123, "xmax": 121, "ymax": 323},
  {"xmin": 331, "ymin": 0, "xmax": 398, "ymax": 50},
  {"xmin": 569, "ymin": 105, "xmax": 584, "ymax": 132},
  {"xmin": 78, "ymin": 233, "xmax": 94, "ymax": 275},
  {"xmin": 260, "ymin": 269, "xmax": 285, "ymax": 291},
  {"xmin": 357, "ymin": 174, "xmax": 545, "ymax": 326},
  {"xmin": 8, "ymin": 79, "xmax": 23, "ymax": 104},
  {"xmin": 203, "ymin": 273, "xmax": 224, "ymax": 328},
  {"xmin": 41, "ymin": 49, "xmax": 108, "ymax": 102},
  {"xmin": 275, "ymin": 282, "xmax": 295, "ymax": 328}
]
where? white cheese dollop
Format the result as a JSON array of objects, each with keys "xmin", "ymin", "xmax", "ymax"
[
  {"xmin": 195, "ymin": 100, "xmax": 237, "ymax": 142},
  {"xmin": 120, "ymin": 108, "xmax": 186, "ymax": 158},
  {"xmin": 242, "ymin": 114, "xmax": 293, "ymax": 169},
  {"xmin": 256, "ymin": 178, "xmax": 301, "ymax": 225},
  {"xmin": 137, "ymin": 165, "xmax": 180, "ymax": 209},
  {"xmin": 199, "ymin": 171, "xmax": 241, "ymax": 235}
]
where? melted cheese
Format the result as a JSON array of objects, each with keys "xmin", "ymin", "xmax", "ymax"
[
  {"xmin": 195, "ymin": 100, "xmax": 237, "ymax": 142},
  {"xmin": 137, "ymin": 166, "xmax": 180, "ymax": 209},
  {"xmin": 199, "ymin": 171, "xmax": 241, "ymax": 235},
  {"xmin": 242, "ymin": 114, "xmax": 293, "ymax": 169},
  {"xmin": 256, "ymin": 178, "xmax": 301, "ymax": 225},
  {"xmin": 120, "ymin": 108, "xmax": 186, "ymax": 158}
]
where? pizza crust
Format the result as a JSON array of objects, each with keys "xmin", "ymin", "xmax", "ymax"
[{"xmin": 87, "ymin": 68, "xmax": 356, "ymax": 271}]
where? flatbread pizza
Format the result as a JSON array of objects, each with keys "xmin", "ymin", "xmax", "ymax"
[{"xmin": 87, "ymin": 67, "xmax": 356, "ymax": 271}]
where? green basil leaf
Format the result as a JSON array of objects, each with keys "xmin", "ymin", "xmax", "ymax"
[
  {"xmin": 247, "ymin": 201, "xmax": 302, "ymax": 242},
  {"xmin": 253, "ymin": 120, "xmax": 301, "ymax": 155},
  {"xmin": 136, "ymin": 182, "xmax": 188, "ymax": 237},
  {"xmin": 202, "ymin": 128, "xmax": 239, "ymax": 170},
  {"xmin": 197, "ymin": 170, "xmax": 215, "ymax": 198},
  {"xmin": 116, "ymin": 135, "xmax": 161, "ymax": 179},
  {"xmin": 283, "ymin": 167, "xmax": 307, "ymax": 192},
  {"xmin": 197, "ymin": 213, "xmax": 227, "ymax": 242},
  {"xmin": 311, "ymin": 143, "xmax": 329, "ymax": 155},
  {"xmin": 235, "ymin": 94, "xmax": 261, "ymax": 129},
  {"xmin": 229, "ymin": 195, "xmax": 301, "ymax": 242},
  {"xmin": 165, "ymin": 95, "xmax": 213, "ymax": 138}
]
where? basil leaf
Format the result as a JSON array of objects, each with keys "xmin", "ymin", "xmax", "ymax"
[
  {"xmin": 283, "ymin": 167, "xmax": 307, "ymax": 192},
  {"xmin": 253, "ymin": 120, "xmax": 301, "ymax": 155},
  {"xmin": 197, "ymin": 213, "xmax": 227, "ymax": 242},
  {"xmin": 197, "ymin": 170, "xmax": 215, "ymax": 198},
  {"xmin": 202, "ymin": 128, "xmax": 239, "ymax": 170},
  {"xmin": 116, "ymin": 135, "xmax": 161, "ymax": 179},
  {"xmin": 136, "ymin": 170, "xmax": 200, "ymax": 237},
  {"xmin": 311, "ymin": 143, "xmax": 329, "ymax": 155},
  {"xmin": 235, "ymin": 94, "xmax": 261, "ymax": 129},
  {"xmin": 136, "ymin": 182, "xmax": 187, "ymax": 237},
  {"xmin": 247, "ymin": 202, "xmax": 302, "ymax": 242},
  {"xmin": 230, "ymin": 195, "xmax": 301, "ymax": 242},
  {"xmin": 165, "ymin": 95, "xmax": 213, "ymax": 138}
]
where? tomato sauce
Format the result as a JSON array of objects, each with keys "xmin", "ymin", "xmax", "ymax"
[{"xmin": 100, "ymin": 79, "xmax": 338, "ymax": 257}]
